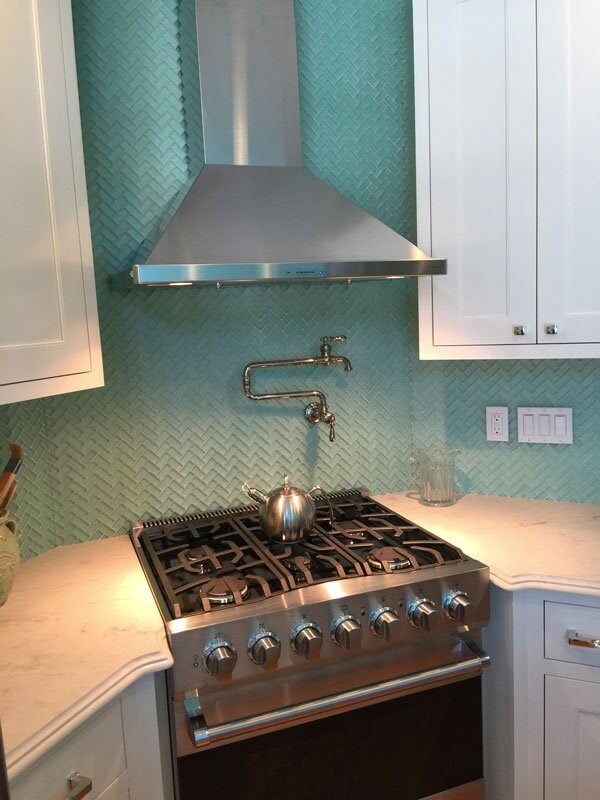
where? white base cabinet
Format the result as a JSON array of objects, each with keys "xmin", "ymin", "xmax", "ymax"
[
  {"xmin": 545, "ymin": 675, "xmax": 600, "ymax": 800},
  {"xmin": 9, "ymin": 675, "xmax": 173, "ymax": 800},
  {"xmin": 414, "ymin": 0, "xmax": 600, "ymax": 359},
  {"xmin": 483, "ymin": 588, "xmax": 600, "ymax": 800},
  {"xmin": 0, "ymin": 0, "xmax": 103, "ymax": 403}
]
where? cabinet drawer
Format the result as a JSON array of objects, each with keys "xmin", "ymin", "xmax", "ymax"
[
  {"xmin": 545, "ymin": 601, "xmax": 600, "ymax": 668},
  {"xmin": 10, "ymin": 700, "xmax": 126, "ymax": 800}
]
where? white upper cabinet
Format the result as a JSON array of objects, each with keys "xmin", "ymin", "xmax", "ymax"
[
  {"xmin": 0, "ymin": 0, "xmax": 103, "ymax": 403},
  {"xmin": 414, "ymin": 0, "xmax": 600, "ymax": 359},
  {"xmin": 537, "ymin": 0, "xmax": 600, "ymax": 345},
  {"xmin": 426, "ymin": 0, "xmax": 536, "ymax": 347}
]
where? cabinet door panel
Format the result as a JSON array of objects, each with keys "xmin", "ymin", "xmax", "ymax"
[
  {"xmin": 545, "ymin": 675, "xmax": 600, "ymax": 800},
  {"xmin": 10, "ymin": 701, "xmax": 126, "ymax": 800},
  {"xmin": 427, "ymin": 0, "xmax": 536, "ymax": 346},
  {"xmin": 538, "ymin": 0, "xmax": 600, "ymax": 344},
  {"xmin": 0, "ymin": 0, "xmax": 101, "ymax": 391}
]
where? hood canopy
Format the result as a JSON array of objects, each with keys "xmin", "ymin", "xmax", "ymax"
[{"xmin": 126, "ymin": 0, "xmax": 446, "ymax": 287}]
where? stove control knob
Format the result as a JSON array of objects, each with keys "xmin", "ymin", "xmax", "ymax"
[
  {"xmin": 407, "ymin": 599, "xmax": 439, "ymax": 632},
  {"xmin": 371, "ymin": 608, "xmax": 402, "ymax": 642},
  {"xmin": 204, "ymin": 640, "xmax": 237, "ymax": 680},
  {"xmin": 443, "ymin": 591, "xmax": 473, "ymax": 623},
  {"xmin": 332, "ymin": 615, "xmax": 362, "ymax": 652},
  {"xmin": 292, "ymin": 622, "xmax": 323, "ymax": 661},
  {"xmin": 248, "ymin": 631, "xmax": 281, "ymax": 669}
]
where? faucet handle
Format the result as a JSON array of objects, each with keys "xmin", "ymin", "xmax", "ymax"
[
  {"xmin": 328, "ymin": 419, "xmax": 336, "ymax": 443},
  {"xmin": 321, "ymin": 335, "xmax": 346, "ymax": 347}
]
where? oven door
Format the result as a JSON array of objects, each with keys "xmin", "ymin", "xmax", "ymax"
[{"xmin": 173, "ymin": 639, "xmax": 489, "ymax": 800}]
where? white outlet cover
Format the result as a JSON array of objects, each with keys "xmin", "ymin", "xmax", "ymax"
[
  {"xmin": 517, "ymin": 407, "xmax": 573, "ymax": 444},
  {"xmin": 486, "ymin": 406, "xmax": 509, "ymax": 442}
]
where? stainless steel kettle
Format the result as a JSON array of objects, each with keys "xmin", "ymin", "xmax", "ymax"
[{"xmin": 242, "ymin": 475, "xmax": 324, "ymax": 542}]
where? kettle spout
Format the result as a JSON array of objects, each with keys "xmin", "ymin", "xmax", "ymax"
[{"xmin": 242, "ymin": 483, "xmax": 268, "ymax": 504}]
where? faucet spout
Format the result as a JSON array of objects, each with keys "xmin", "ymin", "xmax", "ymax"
[{"xmin": 326, "ymin": 355, "xmax": 352, "ymax": 372}]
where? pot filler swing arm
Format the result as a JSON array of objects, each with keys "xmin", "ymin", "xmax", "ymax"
[{"xmin": 242, "ymin": 336, "xmax": 352, "ymax": 442}]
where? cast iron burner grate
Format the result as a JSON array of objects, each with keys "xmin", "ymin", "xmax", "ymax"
[{"xmin": 134, "ymin": 491, "xmax": 466, "ymax": 618}]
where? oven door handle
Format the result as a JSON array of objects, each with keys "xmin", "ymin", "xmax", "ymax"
[{"xmin": 185, "ymin": 639, "xmax": 490, "ymax": 749}]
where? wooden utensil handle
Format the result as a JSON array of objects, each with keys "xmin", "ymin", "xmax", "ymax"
[
  {"xmin": 0, "ymin": 481, "xmax": 16, "ymax": 514},
  {"xmin": 0, "ymin": 473, "xmax": 15, "ymax": 509}
]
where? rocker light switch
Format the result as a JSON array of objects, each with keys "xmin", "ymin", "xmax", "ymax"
[{"xmin": 517, "ymin": 407, "xmax": 573, "ymax": 444}]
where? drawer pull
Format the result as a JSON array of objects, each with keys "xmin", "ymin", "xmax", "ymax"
[
  {"xmin": 567, "ymin": 629, "xmax": 600, "ymax": 649},
  {"xmin": 65, "ymin": 772, "xmax": 92, "ymax": 800}
]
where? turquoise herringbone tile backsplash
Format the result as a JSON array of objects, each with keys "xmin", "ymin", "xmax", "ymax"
[{"xmin": 2, "ymin": 0, "xmax": 598, "ymax": 559}]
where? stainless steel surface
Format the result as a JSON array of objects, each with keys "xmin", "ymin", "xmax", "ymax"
[
  {"xmin": 408, "ymin": 599, "xmax": 439, "ymax": 632},
  {"xmin": 291, "ymin": 621, "xmax": 323, "ymax": 660},
  {"xmin": 242, "ymin": 475, "xmax": 322, "ymax": 541},
  {"xmin": 444, "ymin": 591, "xmax": 473, "ymax": 623},
  {"xmin": 196, "ymin": 0, "xmax": 301, "ymax": 168},
  {"xmin": 567, "ymin": 628, "xmax": 600, "ymax": 649},
  {"xmin": 183, "ymin": 638, "xmax": 490, "ymax": 748},
  {"xmin": 513, "ymin": 324, "xmax": 527, "ymax": 336},
  {"xmin": 371, "ymin": 607, "xmax": 402, "ymax": 642},
  {"xmin": 242, "ymin": 335, "xmax": 351, "ymax": 442},
  {"xmin": 203, "ymin": 640, "xmax": 237, "ymax": 680},
  {"xmin": 545, "ymin": 323, "xmax": 559, "ymax": 334},
  {"xmin": 65, "ymin": 772, "xmax": 92, "ymax": 800},
  {"xmin": 248, "ymin": 631, "xmax": 281, "ymax": 668},
  {"xmin": 166, "ymin": 559, "xmax": 489, "ymax": 696},
  {"xmin": 132, "ymin": 488, "xmax": 490, "ymax": 763},
  {"xmin": 135, "ymin": 491, "xmax": 489, "ymax": 800},
  {"xmin": 120, "ymin": 0, "xmax": 446, "ymax": 288}
]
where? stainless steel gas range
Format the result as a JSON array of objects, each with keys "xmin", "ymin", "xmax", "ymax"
[{"xmin": 133, "ymin": 490, "xmax": 490, "ymax": 800}]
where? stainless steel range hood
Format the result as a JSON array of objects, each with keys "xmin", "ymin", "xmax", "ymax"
[{"xmin": 127, "ymin": 0, "xmax": 446, "ymax": 287}]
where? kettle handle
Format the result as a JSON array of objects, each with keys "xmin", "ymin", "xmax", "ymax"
[
  {"xmin": 308, "ymin": 486, "xmax": 334, "ymax": 526},
  {"xmin": 242, "ymin": 484, "xmax": 268, "ymax": 504}
]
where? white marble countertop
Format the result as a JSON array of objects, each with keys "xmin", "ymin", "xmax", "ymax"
[
  {"xmin": 0, "ymin": 536, "xmax": 173, "ymax": 780},
  {"xmin": 375, "ymin": 492, "xmax": 600, "ymax": 595},
  {"xmin": 2, "ymin": 493, "xmax": 599, "ymax": 781}
]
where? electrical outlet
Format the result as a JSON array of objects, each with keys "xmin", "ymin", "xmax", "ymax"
[{"xmin": 486, "ymin": 406, "xmax": 509, "ymax": 442}]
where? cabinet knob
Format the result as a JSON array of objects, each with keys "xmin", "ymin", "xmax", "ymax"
[
  {"xmin": 545, "ymin": 323, "xmax": 559, "ymax": 335},
  {"xmin": 513, "ymin": 324, "xmax": 527, "ymax": 336},
  {"xmin": 65, "ymin": 772, "xmax": 92, "ymax": 800}
]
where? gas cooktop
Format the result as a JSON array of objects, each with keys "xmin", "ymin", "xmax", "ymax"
[{"xmin": 134, "ymin": 490, "xmax": 466, "ymax": 619}]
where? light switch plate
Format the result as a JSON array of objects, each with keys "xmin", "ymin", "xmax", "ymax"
[
  {"xmin": 486, "ymin": 406, "xmax": 509, "ymax": 442},
  {"xmin": 517, "ymin": 407, "xmax": 573, "ymax": 444}
]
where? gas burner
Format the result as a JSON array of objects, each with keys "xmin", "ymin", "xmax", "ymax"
[
  {"xmin": 282, "ymin": 554, "xmax": 312, "ymax": 573},
  {"xmin": 367, "ymin": 546, "xmax": 412, "ymax": 572},
  {"xmin": 335, "ymin": 527, "xmax": 369, "ymax": 542},
  {"xmin": 136, "ymin": 490, "xmax": 468, "ymax": 617},
  {"xmin": 202, "ymin": 574, "xmax": 249, "ymax": 605},
  {"xmin": 178, "ymin": 545, "xmax": 221, "ymax": 574}
]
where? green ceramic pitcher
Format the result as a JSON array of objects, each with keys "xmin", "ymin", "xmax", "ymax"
[{"xmin": 0, "ymin": 512, "xmax": 20, "ymax": 606}]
